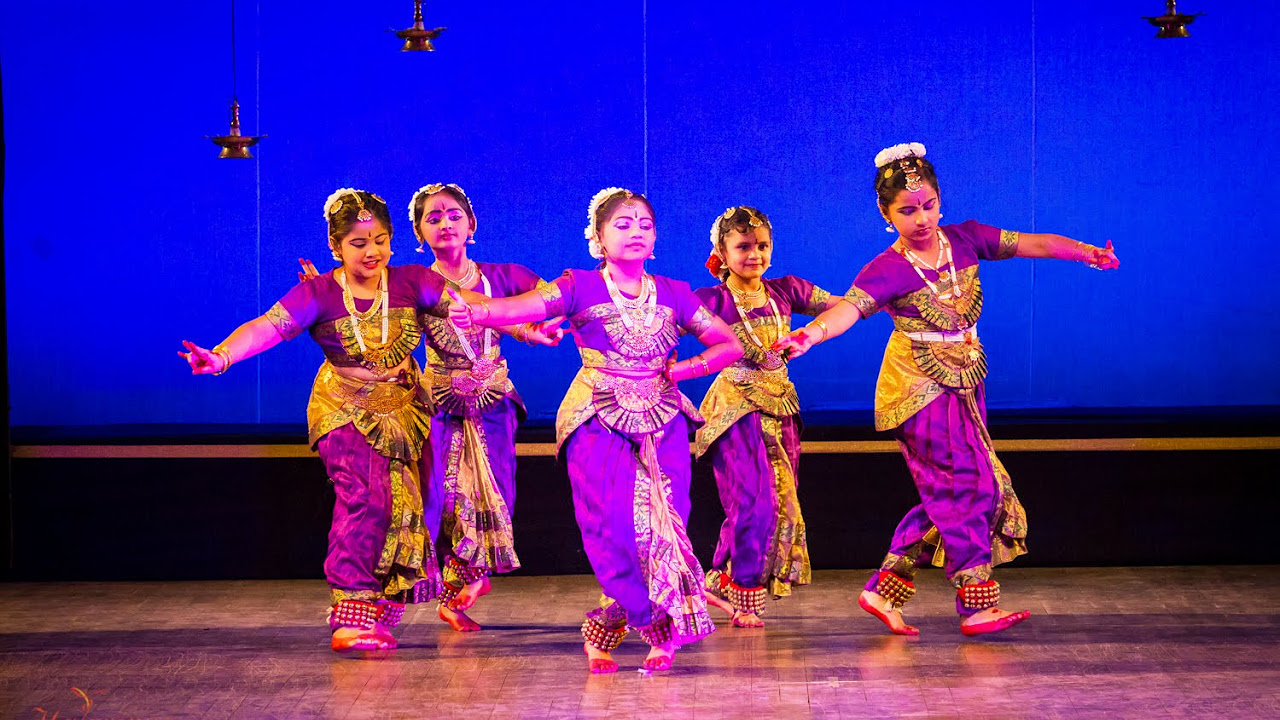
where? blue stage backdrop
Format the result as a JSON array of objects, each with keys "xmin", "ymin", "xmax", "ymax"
[{"xmin": 4, "ymin": 1, "xmax": 1278, "ymax": 427}]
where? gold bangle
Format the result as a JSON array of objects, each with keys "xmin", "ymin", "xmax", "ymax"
[
  {"xmin": 212, "ymin": 345, "xmax": 233, "ymax": 375},
  {"xmin": 697, "ymin": 355, "xmax": 711, "ymax": 377},
  {"xmin": 475, "ymin": 300, "xmax": 492, "ymax": 323},
  {"xmin": 513, "ymin": 323, "xmax": 528, "ymax": 343},
  {"xmin": 808, "ymin": 319, "xmax": 829, "ymax": 343},
  {"xmin": 1074, "ymin": 241, "xmax": 1092, "ymax": 263}
]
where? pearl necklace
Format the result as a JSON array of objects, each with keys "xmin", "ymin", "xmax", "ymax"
[
  {"xmin": 896, "ymin": 229, "xmax": 962, "ymax": 299},
  {"xmin": 338, "ymin": 267, "xmax": 389, "ymax": 353},
  {"xmin": 444, "ymin": 269, "xmax": 496, "ymax": 371},
  {"xmin": 602, "ymin": 265, "xmax": 657, "ymax": 333},
  {"xmin": 431, "ymin": 259, "xmax": 477, "ymax": 289}
]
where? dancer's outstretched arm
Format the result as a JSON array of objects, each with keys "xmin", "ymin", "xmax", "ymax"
[
  {"xmin": 1016, "ymin": 234, "xmax": 1120, "ymax": 269},
  {"xmin": 772, "ymin": 299, "xmax": 862, "ymax": 360},
  {"xmin": 179, "ymin": 316, "xmax": 284, "ymax": 375}
]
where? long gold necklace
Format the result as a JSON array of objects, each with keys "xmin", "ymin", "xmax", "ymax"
[
  {"xmin": 338, "ymin": 268, "xmax": 389, "ymax": 352},
  {"xmin": 602, "ymin": 265, "xmax": 658, "ymax": 353},
  {"xmin": 726, "ymin": 279, "xmax": 785, "ymax": 370}
]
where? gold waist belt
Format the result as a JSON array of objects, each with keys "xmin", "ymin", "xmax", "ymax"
[
  {"xmin": 320, "ymin": 365, "xmax": 420, "ymax": 416},
  {"xmin": 722, "ymin": 365, "xmax": 789, "ymax": 384}
]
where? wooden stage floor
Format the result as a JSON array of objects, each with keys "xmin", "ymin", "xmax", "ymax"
[{"xmin": 3, "ymin": 566, "xmax": 1278, "ymax": 719}]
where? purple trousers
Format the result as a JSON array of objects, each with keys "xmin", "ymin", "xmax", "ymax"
[
  {"xmin": 423, "ymin": 397, "xmax": 520, "ymax": 559},
  {"xmin": 317, "ymin": 423, "xmax": 434, "ymax": 603},
  {"xmin": 864, "ymin": 386, "xmax": 1009, "ymax": 616},
  {"xmin": 709, "ymin": 413, "xmax": 803, "ymax": 589},
  {"xmin": 565, "ymin": 414, "xmax": 693, "ymax": 629}
]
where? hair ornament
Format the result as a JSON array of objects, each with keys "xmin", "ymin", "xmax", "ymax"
[
  {"xmin": 323, "ymin": 187, "xmax": 360, "ymax": 220},
  {"xmin": 407, "ymin": 182, "xmax": 474, "ymax": 230},
  {"xmin": 874, "ymin": 142, "xmax": 927, "ymax": 169},
  {"xmin": 584, "ymin": 187, "xmax": 637, "ymax": 259},
  {"xmin": 900, "ymin": 159, "xmax": 924, "ymax": 193}
]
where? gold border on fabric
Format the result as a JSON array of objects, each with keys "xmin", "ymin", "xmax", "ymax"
[
  {"xmin": 554, "ymin": 368, "xmax": 702, "ymax": 453},
  {"xmin": 424, "ymin": 358, "xmax": 517, "ymax": 417},
  {"xmin": 998, "ymin": 229, "xmax": 1020, "ymax": 260},
  {"xmin": 760, "ymin": 415, "xmax": 811, "ymax": 597},
  {"xmin": 841, "ymin": 285, "xmax": 880, "ymax": 319},
  {"xmin": 890, "ymin": 265, "xmax": 983, "ymax": 333},
  {"xmin": 438, "ymin": 415, "xmax": 520, "ymax": 573},
  {"xmin": 312, "ymin": 307, "xmax": 422, "ymax": 373},
  {"xmin": 804, "ymin": 287, "xmax": 832, "ymax": 316},
  {"xmin": 266, "ymin": 302, "xmax": 303, "ymax": 341},
  {"xmin": 873, "ymin": 331, "xmax": 946, "ymax": 431},
  {"xmin": 694, "ymin": 370, "xmax": 799, "ymax": 457},
  {"xmin": 537, "ymin": 282, "xmax": 565, "ymax": 317},
  {"xmin": 307, "ymin": 361, "xmax": 432, "ymax": 461},
  {"xmin": 631, "ymin": 432, "xmax": 716, "ymax": 643}
]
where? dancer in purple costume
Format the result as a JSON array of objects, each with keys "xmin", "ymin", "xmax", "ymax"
[
  {"xmin": 446, "ymin": 188, "xmax": 743, "ymax": 672},
  {"xmin": 180, "ymin": 189, "xmax": 449, "ymax": 653},
  {"xmin": 407, "ymin": 183, "xmax": 562, "ymax": 632},
  {"xmin": 694, "ymin": 206, "xmax": 842, "ymax": 628},
  {"xmin": 775, "ymin": 143, "xmax": 1119, "ymax": 636}
]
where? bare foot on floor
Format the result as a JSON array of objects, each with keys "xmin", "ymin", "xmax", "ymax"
[
  {"xmin": 583, "ymin": 642, "xmax": 618, "ymax": 674},
  {"xmin": 960, "ymin": 607, "xmax": 1030, "ymax": 636},
  {"xmin": 704, "ymin": 589, "xmax": 734, "ymax": 616},
  {"xmin": 451, "ymin": 576, "xmax": 491, "ymax": 611},
  {"xmin": 438, "ymin": 604, "xmax": 482, "ymax": 632},
  {"xmin": 331, "ymin": 625, "xmax": 397, "ymax": 653},
  {"xmin": 858, "ymin": 590, "xmax": 919, "ymax": 636},
  {"xmin": 643, "ymin": 641, "xmax": 676, "ymax": 671},
  {"xmin": 732, "ymin": 611, "xmax": 765, "ymax": 628}
]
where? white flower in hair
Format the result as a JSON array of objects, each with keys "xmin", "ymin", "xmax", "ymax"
[
  {"xmin": 323, "ymin": 187, "xmax": 363, "ymax": 221},
  {"xmin": 873, "ymin": 142, "xmax": 927, "ymax": 169},
  {"xmin": 407, "ymin": 183, "xmax": 475, "ymax": 229},
  {"xmin": 584, "ymin": 186, "xmax": 634, "ymax": 259},
  {"xmin": 709, "ymin": 206, "xmax": 736, "ymax": 251},
  {"xmin": 584, "ymin": 187, "xmax": 631, "ymax": 240}
]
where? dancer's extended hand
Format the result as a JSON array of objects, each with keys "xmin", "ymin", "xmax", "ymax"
[
  {"xmin": 446, "ymin": 287, "xmax": 475, "ymax": 329},
  {"xmin": 772, "ymin": 327, "xmax": 817, "ymax": 360},
  {"xmin": 526, "ymin": 317, "xmax": 566, "ymax": 346},
  {"xmin": 1085, "ymin": 240, "xmax": 1119, "ymax": 270},
  {"xmin": 178, "ymin": 340, "xmax": 225, "ymax": 375},
  {"xmin": 297, "ymin": 258, "xmax": 321, "ymax": 283}
]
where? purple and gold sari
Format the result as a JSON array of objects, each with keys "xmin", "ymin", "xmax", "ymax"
[
  {"xmin": 843, "ymin": 220, "xmax": 1028, "ymax": 612},
  {"xmin": 694, "ymin": 275, "xmax": 830, "ymax": 599},
  {"xmin": 267, "ymin": 264, "xmax": 447, "ymax": 605},
  {"xmin": 542, "ymin": 268, "xmax": 716, "ymax": 645},
  {"xmin": 418, "ymin": 262, "xmax": 543, "ymax": 584}
]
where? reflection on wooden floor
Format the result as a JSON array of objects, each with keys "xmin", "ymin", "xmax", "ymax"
[{"xmin": 4, "ymin": 566, "xmax": 1279, "ymax": 719}]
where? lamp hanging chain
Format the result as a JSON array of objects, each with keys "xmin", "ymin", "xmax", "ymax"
[{"xmin": 230, "ymin": 0, "xmax": 237, "ymax": 101}]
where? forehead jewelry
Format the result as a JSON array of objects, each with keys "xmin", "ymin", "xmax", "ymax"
[
  {"xmin": 900, "ymin": 159, "xmax": 924, "ymax": 193},
  {"xmin": 350, "ymin": 192, "xmax": 373, "ymax": 223}
]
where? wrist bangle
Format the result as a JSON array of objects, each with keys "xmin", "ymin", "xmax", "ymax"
[
  {"xmin": 475, "ymin": 300, "xmax": 492, "ymax": 323},
  {"xmin": 1074, "ymin": 241, "xmax": 1091, "ymax": 263},
  {"xmin": 212, "ymin": 345, "xmax": 233, "ymax": 375},
  {"xmin": 697, "ymin": 355, "xmax": 711, "ymax": 377},
  {"xmin": 513, "ymin": 323, "xmax": 528, "ymax": 343},
  {"xmin": 808, "ymin": 319, "xmax": 829, "ymax": 343}
]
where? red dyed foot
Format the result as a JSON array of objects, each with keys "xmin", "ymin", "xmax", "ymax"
[
  {"xmin": 704, "ymin": 589, "xmax": 734, "ymax": 617},
  {"xmin": 583, "ymin": 643, "xmax": 619, "ymax": 674},
  {"xmin": 451, "ymin": 576, "xmax": 491, "ymax": 611},
  {"xmin": 643, "ymin": 643, "xmax": 675, "ymax": 672},
  {"xmin": 858, "ymin": 590, "xmax": 919, "ymax": 636},
  {"xmin": 731, "ymin": 611, "xmax": 765, "ymax": 628},
  {"xmin": 960, "ymin": 608, "xmax": 1030, "ymax": 636},
  {"xmin": 331, "ymin": 625, "xmax": 397, "ymax": 653},
  {"xmin": 438, "ymin": 604, "xmax": 482, "ymax": 632}
]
